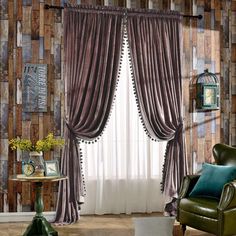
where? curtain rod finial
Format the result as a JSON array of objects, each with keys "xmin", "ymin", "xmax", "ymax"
[
  {"xmin": 198, "ymin": 15, "xmax": 203, "ymax": 20},
  {"xmin": 44, "ymin": 4, "xmax": 50, "ymax": 9}
]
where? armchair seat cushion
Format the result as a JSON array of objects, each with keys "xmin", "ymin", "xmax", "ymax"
[{"xmin": 179, "ymin": 197, "xmax": 219, "ymax": 219}]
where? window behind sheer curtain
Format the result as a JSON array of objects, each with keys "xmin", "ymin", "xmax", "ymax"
[{"xmin": 80, "ymin": 43, "xmax": 167, "ymax": 215}]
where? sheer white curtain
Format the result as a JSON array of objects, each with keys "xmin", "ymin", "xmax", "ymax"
[{"xmin": 80, "ymin": 43, "xmax": 166, "ymax": 215}]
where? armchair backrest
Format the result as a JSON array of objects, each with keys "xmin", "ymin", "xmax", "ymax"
[{"xmin": 213, "ymin": 143, "xmax": 236, "ymax": 166}]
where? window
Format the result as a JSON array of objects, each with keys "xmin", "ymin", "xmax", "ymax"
[{"xmin": 80, "ymin": 42, "xmax": 166, "ymax": 214}]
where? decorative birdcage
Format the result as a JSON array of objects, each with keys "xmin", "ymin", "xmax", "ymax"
[{"xmin": 196, "ymin": 69, "xmax": 220, "ymax": 110}]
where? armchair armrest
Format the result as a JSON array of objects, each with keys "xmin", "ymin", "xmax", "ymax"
[
  {"xmin": 218, "ymin": 180, "xmax": 236, "ymax": 211},
  {"xmin": 178, "ymin": 175, "xmax": 200, "ymax": 199}
]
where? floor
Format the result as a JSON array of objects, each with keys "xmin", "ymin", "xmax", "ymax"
[{"xmin": 0, "ymin": 213, "xmax": 214, "ymax": 236}]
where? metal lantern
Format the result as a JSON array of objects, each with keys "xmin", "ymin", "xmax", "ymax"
[{"xmin": 196, "ymin": 69, "xmax": 220, "ymax": 110}]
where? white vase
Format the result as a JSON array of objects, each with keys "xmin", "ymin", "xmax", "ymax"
[{"xmin": 29, "ymin": 151, "xmax": 45, "ymax": 177}]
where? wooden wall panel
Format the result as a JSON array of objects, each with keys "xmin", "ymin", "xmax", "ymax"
[
  {"xmin": 231, "ymin": 1, "xmax": 236, "ymax": 146},
  {"xmin": 0, "ymin": 0, "xmax": 64, "ymax": 212},
  {"xmin": 0, "ymin": 0, "xmax": 232, "ymax": 212}
]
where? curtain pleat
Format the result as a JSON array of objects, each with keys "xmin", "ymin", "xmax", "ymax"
[{"xmin": 55, "ymin": 6, "xmax": 123, "ymax": 224}]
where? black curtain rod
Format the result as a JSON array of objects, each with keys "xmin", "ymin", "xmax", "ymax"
[{"xmin": 44, "ymin": 4, "xmax": 203, "ymax": 19}]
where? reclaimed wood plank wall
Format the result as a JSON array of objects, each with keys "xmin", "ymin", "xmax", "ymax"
[
  {"xmin": 0, "ymin": 0, "xmax": 64, "ymax": 212},
  {"xmin": 0, "ymin": 0, "xmax": 231, "ymax": 212}
]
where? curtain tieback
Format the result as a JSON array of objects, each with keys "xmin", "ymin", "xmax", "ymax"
[
  {"xmin": 174, "ymin": 123, "xmax": 183, "ymax": 141},
  {"xmin": 65, "ymin": 122, "xmax": 77, "ymax": 140}
]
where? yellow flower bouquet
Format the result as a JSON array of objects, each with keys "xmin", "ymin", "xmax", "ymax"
[{"xmin": 9, "ymin": 133, "xmax": 64, "ymax": 152}]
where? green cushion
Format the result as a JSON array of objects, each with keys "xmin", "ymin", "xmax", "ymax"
[
  {"xmin": 179, "ymin": 197, "xmax": 219, "ymax": 219},
  {"xmin": 189, "ymin": 163, "xmax": 236, "ymax": 199}
]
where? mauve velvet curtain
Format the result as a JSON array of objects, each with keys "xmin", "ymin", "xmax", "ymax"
[
  {"xmin": 126, "ymin": 10, "xmax": 187, "ymax": 200},
  {"xmin": 55, "ymin": 6, "xmax": 123, "ymax": 224}
]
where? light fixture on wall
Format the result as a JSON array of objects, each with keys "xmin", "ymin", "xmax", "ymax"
[{"xmin": 196, "ymin": 69, "xmax": 220, "ymax": 111}]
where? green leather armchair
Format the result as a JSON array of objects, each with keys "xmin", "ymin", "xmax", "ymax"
[{"xmin": 177, "ymin": 143, "xmax": 236, "ymax": 236}]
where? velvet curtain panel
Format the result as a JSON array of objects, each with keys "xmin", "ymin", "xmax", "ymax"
[
  {"xmin": 55, "ymin": 6, "xmax": 124, "ymax": 224},
  {"xmin": 126, "ymin": 11, "xmax": 187, "ymax": 200},
  {"xmin": 56, "ymin": 6, "xmax": 186, "ymax": 223}
]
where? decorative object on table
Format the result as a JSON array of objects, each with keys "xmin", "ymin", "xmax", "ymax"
[
  {"xmin": 44, "ymin": 160, "xmax": 60, "ymax": 176},
  {"xmin": 28, "ymin": 151, "xmax": 45, "ymax": 177},
  {"xmin": 196, "ymin": 69, "xmax": 220, "ymax": 110},
  {"xmin": 9, "ymin": 133, "xmax": 64, "ymax": 177},
  {"xmin": 22, "ymin": 63, "xmax": 48, "ymax": 112},
  {"xmin": 23, "ymin": 162, "xmax": 35, "ymax": 176}
]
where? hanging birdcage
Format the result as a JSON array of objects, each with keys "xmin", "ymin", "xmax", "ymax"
[{"xmin": 196, "ymin": 69, "xmax": 220, "ymax": 110}]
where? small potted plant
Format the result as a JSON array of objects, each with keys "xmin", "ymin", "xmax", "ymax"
[{"xmin": 9, "ymin": 133, "xmax": 64, "ymax": 177}]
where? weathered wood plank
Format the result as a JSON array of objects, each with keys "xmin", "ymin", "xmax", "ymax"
[
  {"xmin": 204, "ymin": 0, "xmax": 211, "ymax": 12},
  {"xmin": 16, "ymin": 79, "xmax": 22, "ymax": 105},
  {"xmin": 21, "ymin": 182, "xmax": 31, "ymax": 206},
  {"xmin": 43, "ymin": 114, "xmax": 51, "ymax": 161},
  {"xmin": 0, "ymin": 41, "xmax": 8, "ymax": 79},
  {"xmin": 232, "ymin": 44, "xmax": 236, "ymax": 62},
  {"xmin": 39, "ymin": 3, "xmax": 44, "ymax": 37},
  {"xmin": 16, "ymin": 21, "xmax": 23, "ymax": 47},
  {"xmin": 54, "ymin": 101, "xmax": 61, "ymax": 136},
  {"xmin": 54, "ymin": 23, "xmax": 62, "ymax": 45},
  {"xmin": 22, "ymin": 6, "xmax": 31, "ymax": 34},
  {"xmin": 140, "ymin": 0, "xmax": 148, "ymax": 8},
  {"xmin": 38, "ymin": 114, "xmax": 44, "ymax": 139},
  {"xmin": 0, "ymin": 0, "xmax": 8, "ymax": 20},
  {"xmin": 197, "ymin": 138, "xmax": 205, "ymax": 163},
  {"xmin": 32, "ymin": 0, "xmax": 39, "ymax": 10},
  {"xmin": 22, "ymin": 0, "xmax": 32, "ymax": 6},
  {"xmin": 1, "ymin": 20, "xmax": 8, "ymax": 41},
  {"xmin": 197, "ymin": 33, "xmax": 205, "ymax": 58},
  {"xmin": 32, "ymin": 10, "xmax": 39, "ymax": 40},
  {"xmin": 31, "ymin": 40, "xmax": 39, "ymax": 63},
  {"xmin": 0, "ymin": 139, "xmax": 9, "ymax": 160},
  {"xmin": 204, "ymin": 141, "xmax": 212, "ymax": 162},
  {"xmin": 17, "ymin": 0, "xmax": 23, "ymax": 21},
  {"xmin": 16, "ymin": 105, "xmax": 22, "ymax": 137},
  {"xmin": 54, "ymin": 44, "xmax": 61, "ymax": 79},
  {"xmin": 232, "ymin": 1, "xmax": 236, "ymax": 11},
  {"xmin": 44, "ymin": 25, "xmax": 51, "ymax": 51},
  {"xmin": 16, "ymin": 48, "xmax": 22, "ymax": 78},
  {"xmin": 22, "ymin": 121, "xmax": 31, "ymax": 139},
  {"xmin": 30, "ymin": 124, "xmax": 39, "ymax": 146},
  {"xmin": 22, "ymin": 34, "xmax": 32, "ymax": 63},
  {"xmin": 232, "ymin": 96, "xmax": 236, "ymax": 113},
  {"xmin": 162, "ymin": 0, "xmax": 170, "ymax": 10}
]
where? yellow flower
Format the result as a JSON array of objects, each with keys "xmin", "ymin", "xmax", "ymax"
[{"xmin": 9, "ymin": 133, "xmax": 64, "ymax": 152}]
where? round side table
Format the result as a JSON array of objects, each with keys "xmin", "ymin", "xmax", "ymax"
[{"xmin": 9, "ymin": 174, "xmax": 67, "ymax": 236}]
